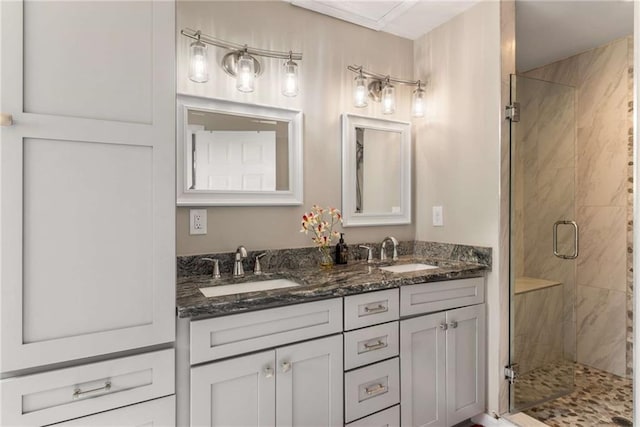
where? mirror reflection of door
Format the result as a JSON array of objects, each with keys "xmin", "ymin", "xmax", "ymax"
[
  {"xmin": 192, "ymin": 130, "xmax": 276, "ymax": 191},
  {"xmin": 355, "ymin": 127, "xmax": 402, "ymax": 214}
]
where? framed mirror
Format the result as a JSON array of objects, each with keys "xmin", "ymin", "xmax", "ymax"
[
  {"xmin": 177, "ymin": 94, "xmax": 303, "ymax": 206},
  {"xmin": 341, "ymin": 114, "xmax": 411, "ymax": 226}
]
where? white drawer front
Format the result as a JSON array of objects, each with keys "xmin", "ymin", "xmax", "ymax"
[
  {"xmin": 190, "ymin": 298, "xmax": 343, "ymax": 364},
  {"xmin": 344, "ymin": 289, "xmax": 399, "ymax": 331},
  {"xmin": 0, "ymin": 349, "xmax": 174, "ymax": 427},
  {"xmin": 344, "ymin": 322, "xmax": 399, "ymax": 371},
  {"xmin": 344, "ymin": 358, "xmax": 399, "ymax": 423},
  {"xmin": 400, "ymin": 277, "xmax": 484, "ymax": 317},
  {"xmin": 52, "ymin": 395, "xmax": 175, "ymax": 426},
  {"xmin": 346, "ymin": 404, "xmax": 399, "ymax": 427}
]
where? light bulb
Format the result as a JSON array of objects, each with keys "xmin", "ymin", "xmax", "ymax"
[
  {"xmin": 189, "ymin": 40, "xmax": 208, "ymax": 83},
  {"xmin": 412, "ymin": 86, "xmax": 426, "ymax": 118},
  {"xmin": 354, "ymin": 74, "xmax": 367, "ymax": 108},
  {"xmin": 282, "ymin": 59, "xmax": 299, "ymax": 97},
  {"xmin": 381, "ymin": 84, "xmax": 396, "ymax": 115},
  {"xmin": 236, "ymin": 52, "xmax": 255, "ymax": 93}
]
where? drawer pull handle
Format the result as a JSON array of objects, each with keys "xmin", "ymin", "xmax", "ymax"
[
  {"xmin": 364, "ymin": 304, "xmax": 387, "ymax": 314},
  {"xmin": 73, "ymin": 381, "xmax": 111, "ymax": 399},
  {"xmin": 365, "ymin": 383, "xmax": 387, "ymax": 396},
  {"xmin": 264, "ymin": 367, "xmax": 274, "ymax": 378},
  {"xmin": 448, "ymin": 320, "xmax": 458, "ymax": 329},
  {"xmin": 363, "ymin": 340, "xmax": 387, "ymax": 351},
  {"xmin": 281, "ymin": 361, "xmax": 291, "ymax": 373}
]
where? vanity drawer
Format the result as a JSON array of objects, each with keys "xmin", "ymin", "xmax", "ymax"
[
  {"xmin": 344, "ymin": 289, "xmax": 399, "ymax": 330},
  {"xmin": 190, "ymin": 298, "xmax": 342, "ymax": 364},
  {"xmin": 0, "ymin": 349, "xmax": 174, "ymax": 427},
  {"xmin": 344, "ymin": 322, "xmax": 399, "ymax": 370},
  {"xmin": 346, "ymin": 404, "xmax": 400, "ymax": 427},
  {"xmin": 400, "ymin": 277, "xmax": 484, "ymax": 317},
  {"xmin": 344, "ymin": 357, "xmax": 400, "ymax": 423},
  {"xmin": 51, "ymin": 395, "xmax": 175, "ymax": 426}
]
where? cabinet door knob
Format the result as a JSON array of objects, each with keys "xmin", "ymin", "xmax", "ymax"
[
  {"xmin": 263, "ymin": 367, "xmax": 274, "ymax": 378},
  {"xmin": 448, "ymin": 320, "xmax": 458, "ymax": 329},
  {"xmin": 281, "ymin": 361, "xmax": 291, "ymax": 373},
  {"xmin": 439, "ymin": 323, "xmax": 448, "ymax": 331},
  {"xmin": 0, "ymin": 113, "xmax": 13, "ymax": 126}
]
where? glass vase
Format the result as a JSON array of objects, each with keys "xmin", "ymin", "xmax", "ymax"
[{"xmin": 318, "ymin": 246, "xmax": 334, "ymax": 270}]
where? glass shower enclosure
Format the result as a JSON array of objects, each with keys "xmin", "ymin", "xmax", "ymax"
[{"xmin": 509, "ymin": 74, "xmax": 578, "ymax": 411}]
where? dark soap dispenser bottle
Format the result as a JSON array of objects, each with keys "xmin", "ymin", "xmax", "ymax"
[{"xmin": 335, "ymin": 233, "xmax": 349, "ymax": 264}]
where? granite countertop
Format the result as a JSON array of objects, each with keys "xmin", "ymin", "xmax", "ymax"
[{"xmin": 177, "ymin": 255, "xmax": 488, "ymax": 319}]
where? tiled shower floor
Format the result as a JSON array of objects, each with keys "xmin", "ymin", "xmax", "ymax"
[{"xmin": 520, "ymin": 363, "xmax": 632, "ymax": 426}]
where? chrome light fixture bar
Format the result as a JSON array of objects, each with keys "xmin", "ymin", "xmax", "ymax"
[
  {"xmin": 347, "ymin": 65, "xmax": 425, "ymax": 118},
  {"xmin": 182, "ymin": 28, "xmax": 303, "ymax": 96}
]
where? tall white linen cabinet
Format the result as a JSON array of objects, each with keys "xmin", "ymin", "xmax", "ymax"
[{"xmin": 0, "ymin": 1, "xmax": 177, "ymax": 425}]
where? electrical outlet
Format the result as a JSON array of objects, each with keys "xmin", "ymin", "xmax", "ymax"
[
  {"xmin": 190, "ymin": 209, "xmax": 207, "ymax": 235},
  {"xmin": 432, "ymin": 206, "xmax": 444, "ymax": 227}
]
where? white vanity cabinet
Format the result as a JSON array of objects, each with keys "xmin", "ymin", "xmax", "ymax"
[
  {"xmin": 0, "ymin": 0, "xmax": 176, "ymax": 371},
  {"xmin": 185, "ymin": 299, "xmax": 344, "ymax": 427},
  {"xmin": 0, "ymin": 0, "xmax": 176, "ymax": 424},
  {"xmin": 400, "ymin": 278, "xmax": 486, "ymax": 427},
  {"xmin": 343, "ymin": 289, "xmax": 401, "ymax": 426}
]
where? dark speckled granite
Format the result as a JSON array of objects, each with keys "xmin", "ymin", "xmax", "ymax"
[
  {"xmin": 177, "ymin": 240, "xmax": 490, "ymax": 278},
  {"xmin": 177, "ymin": 254, "xmax": 489, "ymax": 319}
]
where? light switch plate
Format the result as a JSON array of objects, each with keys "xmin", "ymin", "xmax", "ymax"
[
  {"xmin": 190, "ymin": 209, "xmax": 207, "ymax": 235},
  {"xmin": 432, "ymin": 206, "xmax": 444, "ymax": 227}
]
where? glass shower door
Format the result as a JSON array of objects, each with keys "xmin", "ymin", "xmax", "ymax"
[{"xmin": 509, "ymin": 74, "xmax": 578, "ymax": 411}]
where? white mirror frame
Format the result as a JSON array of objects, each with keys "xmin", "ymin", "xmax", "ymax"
[
  {"xmin": 341, "ymin": 113, "xmax": 411, "ymax": 226},
  {"xmin": 177, "ymin": 94, "xmax": 303, "ymax": 206}
]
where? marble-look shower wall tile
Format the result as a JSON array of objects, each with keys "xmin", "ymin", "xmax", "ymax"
[
  {"xmin": 577, "ymin": 120, "xmax": 628, "ymax": 207},
  {"xmin": 522, "ymin": 55, "xmax": 578, "ymax": 87},
  {"xmin": 576, "ymin": 206, "xmax": 626, "ymax": 292},
  {"xmin": 577, "ymin": 37, "xmax": 628, "ymax": 129},
  {"xmin": 577, "ymin": 285, "xmax": 626, "ymax": 376},
  {"xmin": 514, "ymin": 285, "xmax": 565, "ymax": 374}
]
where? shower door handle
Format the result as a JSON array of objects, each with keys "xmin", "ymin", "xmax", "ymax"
[{"xmin": 553, "ymin": 220, "xmax": 579, "ymax": 259}]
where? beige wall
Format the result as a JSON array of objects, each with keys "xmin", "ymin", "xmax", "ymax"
[
  {"xmin": 176, "ymin": 1, "xmax": 416, "ymax": 255},
  {"xmin": 413, "ymin": 0, "xmax": 502, "ymax": 414}
]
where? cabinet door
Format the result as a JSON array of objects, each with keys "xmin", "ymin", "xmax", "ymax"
[
  {"xmin": 445, "ymin": 304, "xmax": 486, "ymax": 426},
  {"xmin": 276, "ymin": 335, "xmax": 343, "ymax": 427},
  {"xmin": 52, "ymin": 396, "xmax": 175, "ymax": 427},
  {"xmin": 0, "ymin": 0, "xmax": 175, "ymax": 372},
  {"xmin": 191, "ymin": 351, "xmax": 275, "ymax": 427},
  {"xmin": 400, "ymin": 313, "xmax": 447, "ymax": 427}
]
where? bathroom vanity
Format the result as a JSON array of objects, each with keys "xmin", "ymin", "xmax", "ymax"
[{"xmin": 176, "ymin": 253, "xmax": 488, "ymax": 427}]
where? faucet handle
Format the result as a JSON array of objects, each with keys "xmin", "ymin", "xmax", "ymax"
[
  {"xmin": 359, "ymin": 246, "xmax": 374, "ymax": 263},
  {"xmin": 201, "ymin": 258, "xmax": 221, "ymax": 279},
  {"xmin": 254, "ymin": 252, "xmax": 267, "ymax": 275}
]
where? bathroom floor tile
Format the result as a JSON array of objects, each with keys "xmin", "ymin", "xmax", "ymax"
[{"xmin": 521, "ymin": 363, "xmax": 632, "ymax": 426}]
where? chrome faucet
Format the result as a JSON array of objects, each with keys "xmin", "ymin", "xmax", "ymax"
[
  {"xmin": 380, "ymin": 236, "xmax": 399, "ymax": 261},
  {"xmin": 233, "ymin": 246, "xmax": 248, "ymax": 278}
]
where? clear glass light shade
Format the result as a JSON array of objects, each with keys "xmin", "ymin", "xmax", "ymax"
[
  {"xmin": 189, "ymin": 40, "xmax": 209, "ymax": 83},
  {"xmin": 282, "ymin": 60, "xmax": 299, "ymax": 97},
  {"xmin": 412, "ymin": 87, "xmax": 426, "ymax": 118},
  {"xmin": 236, "ymin": 53, "xmax": 255, "ymax": 93},
  {"xmin": 381, "ymin": 84, "xmax": 396, "ymax": 115},
  {"xmin": 353, "ymin": 75, "xmax": 368, "ymax": 108}
]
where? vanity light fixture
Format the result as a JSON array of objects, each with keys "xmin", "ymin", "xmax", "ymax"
[
  {"xmin": 182, "ymin": 28, "xmax": 302, "ymax": 96},
  {"xmin": 188, "ymin": 31, "xmax": 209, "ymax": 83},
  {"xmin": 347, "ymin": 65, "xmax": 426, "ymax": 118},
  {"xmin": 411, "ymin": 82, "xmax": 426, "ymax": 118}
]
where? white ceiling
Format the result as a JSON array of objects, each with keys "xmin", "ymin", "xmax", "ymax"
[
  {"xmin": 289, "ymin": 0, "xmax": 634, "ymax": 73},
  {"xmin": 289, "ymin": 0, "xmax": 479, "ymax": 40},
  {"xmin": 516, "ymin": 1, "xmax": 633, "ymax": 72}
]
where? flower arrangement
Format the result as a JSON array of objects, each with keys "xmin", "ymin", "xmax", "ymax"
[{"xmin": 300, "ymin": 205, "xmax": 342, "ymax": 267}]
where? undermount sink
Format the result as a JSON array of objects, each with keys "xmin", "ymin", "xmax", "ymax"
[
  {"xmin": 199, "ymin": 278, "xmax": 300, "ymax": 298},
  {"xmin": 379, "ymin": 263, "xmax": 439, "ymax": 273}
]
